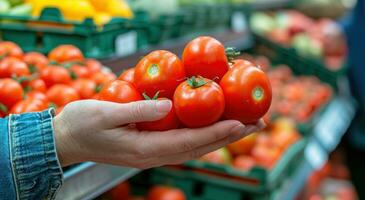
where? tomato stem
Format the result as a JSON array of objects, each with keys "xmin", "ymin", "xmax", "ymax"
[
  {"xmin": 12, "ymin": 74, "xmax": 37, "ymax": 83},
  {"xmin": 95, "ymin": 85, "xmax": 103, "ymax": 93},
  {"xmin": 0, "ymin": 103, "xmax": 8, "ymax": 113},
  {"xmin": 252, "ymin": 87, "xmax": 264, "ymax": 102},
  {"xmin": 225, "ymin": 47, "xmax": 240, "ymax": 64},
  {"xmin": 187, "ymin": 76, "xmax": 211, "ymax": 88},
  {"xmin": 142, "ymin": 91, "xmax": 160, "ymax": 100}
]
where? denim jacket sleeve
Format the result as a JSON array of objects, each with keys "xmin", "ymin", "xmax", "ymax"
[{"xmin": 0, "ymin": 109, "xmax": 63, "ymax": 200}]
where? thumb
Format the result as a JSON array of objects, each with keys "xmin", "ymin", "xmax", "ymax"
[{"xmin": 110, "ymin": 100, "xmax": 172, "ymax": 126}]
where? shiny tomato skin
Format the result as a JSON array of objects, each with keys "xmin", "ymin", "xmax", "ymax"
[
  {"xmin": 10, "ymin": 98, "xmax": 48, "ymax": 114},
  {"xmin": 98, "ymin": 80, "xmax": 142, "ymax": 103},
  {"xmin": 173, "ymin": 77, "xmax": 225, "ymax": 128},
  {"xmin": 118, "ymin": 68, "xmax": 135, "ymax": 84},
  {"xmin": 230, "ymin": 59, "xmax": 254, "ymax": 69},
  {"xmin": 40, "ymin": 66, "xmax": 72, "ymax": 87},
  {"xmin": 0, "ymin": 41, "xmax": 23, "ymax": 58},
  {"xmin": 26, "ymin": 91, "xmax": 48, "ymax": 102},
  {"xmin": 137, "ymin": 98, "xmax": 180, "ymax": 131},
  {"xmin": 0, "ymin": 78, "xmax": 23, "ymax": 109},
  {"xmin": 48, "ymin": 45, "xmax": 84, "ymax": 63},
  {"xmin": 134, "ymin": 50, "xmax": 186, "ymax": 99},
  {"xmin": 27, "ymin": 79, "xmax": 47, "ymax": 93},
  {"xmin": 70, "ymin": 64, "xmax": 91, "ymax": 78},
  {"xmin": 220, "ymin": 63, "xmax": 272, "ymax": 124},
  {"xmin": 71, "ymin": 79, "xmax": 97, "ymax": 99},
  {"xmin": 0, "ymin": 57, "xmax": 30, "ymax": 78},
  {"xmin": 46, "ymin": 84, "xmax": 80, "ymax": 107},
  {"xmin": 92, "ymin": 71, "xmax": 116, "ymax": 86},
  {"xmin": 23, "ymin": 52, "xmax": 48, "ymax": 72},
  {"xmin": 182, "ymin": 36, "xmax": 229, "ymax": 80},
  {"xmin": 147, "ymin": 186, "xmax": 186, "ymax": 200},
  {"xmin": 85, "ymin": 58, "xmax": 102, "ymax": 74}
]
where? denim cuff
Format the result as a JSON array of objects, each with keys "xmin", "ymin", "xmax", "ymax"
[{"xmin": 9, "ymin": 109, "xmax": 63, "ymax": 200}]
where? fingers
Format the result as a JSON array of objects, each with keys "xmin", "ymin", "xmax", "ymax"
[
  {"xmin": 104, "ymin": 100, "xmax": 172, "ymax": 127},
  {"xmin": 136, "ymin": 120, "xmax": 247, "ymax": 157}
]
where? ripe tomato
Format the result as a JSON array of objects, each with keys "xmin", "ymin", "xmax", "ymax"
[
  {"xmin": 0, "ymin": 78, "xmax": 23, "ymax": 109},
  {"xmin": 92, "ymin": 71, "xmax": 116, "ymax": 86},
  {"xmin": 137, "ymin": 94, "xmax": 179, "ymax": 131},
  {"xmin": 26, "ymin": 91, "xmax": 48, "ymax": 102},
  {"xmin": 23, "ymin": 52, "xmax": 48, "ymax": 72},
  {"xmin": 40, "ymin": 66, "xmax": 72, "ymax": 87},
  {"xmin": 10, "ymin": 98, "xmax": 48, "ymax": 114},
  {"xmin": 182, "ymin": 36, "xmax": 231, "ymax": 80},
  {"xmin": 173, "ymin": 77, "xmax": 224, "ymax": 128},
  {"xmin": 118, "ymin": 68, "xmax": 135, "ymax": 85},
  {"xmin": 25, "ymin": 78, "xmax": 47, "ymax": 93},
  {"xmin": 134, "ymin": 50, "xmax": 185, "ymax": 98},
  {"xmin": 0, "ymin": 57, "xmax": 30, "ymax": 78},
  {"xmin": 71, "ymin": 79, "xmax": 97, "ymax": 99},
  {"xmin": 46, "ymin": 84, "xmax": 80, "ymax": 107},
  {"xmin": 232, "ymin": 155, "xmax": 255, "ymax": 171},
  {"xmin": 227, "ymin": 132, "xmax": 258, "ymax": 155},
  {"xmin": 98, "ymin": 80, "xmax": 142, "ymax": 103},
  {"xmin": 0, "ymin": 41, "xmax": 23, "ymax": 58},
  {"xmin": 220, "ymin": 61, "xmax": 272, "ymax": 124},
  {"xmin": 106, "ymin": 182, "xmax": 130, "ymax": 200},
  {"xmin": 147, "ymin": 186, "xmax": 186, "ymax": 200},
  {"xmin": 85, "ymin": 58, "xmax": 102, "ymax": 74},
  {"xmin": 48, "ymin": 45, "xmax": 84, "ymax": 63},
  {"xmin": 200, "ymin": 147, "xmax": 231, "ymax": 164},
  {"xmin": 70, "ymin": 64, "xmax": 91, "ymax": 78},
  {"xmin": 230, "ymin": 59, "xmax": 254, "ymax": 69},
  {"xmin": 252, "ymin": 144, "xmax": 280, "ymax": 169}
]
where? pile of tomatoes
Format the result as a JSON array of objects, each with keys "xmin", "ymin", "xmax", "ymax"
[
  {"xmin": 0, "ymin": 37, "xmax": 273, "ymax": 131},
  {"xmin": 0, "ymin": 41, "xmax": 117, "ymax": 117},
  {"xmin": 104, "ymin": 182, "xmax": 186, "ymax": 200},
  {"xmin": 200, "ymin": 117, "xmax": 300, "ymax": 170}
]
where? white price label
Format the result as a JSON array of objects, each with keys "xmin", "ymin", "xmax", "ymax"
[
  {"xmin": 115, "ymin": 31, "xmax": 137, "ymax": 57},
  {"xmin": 305, "ymin": 140, "xmax": 327, "ymax": 170},
  {"xmin": 231, "ymin": 12, "xmax": 247, "ymax": 33}
]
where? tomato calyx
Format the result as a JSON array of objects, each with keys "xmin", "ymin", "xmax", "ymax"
[
  {"xmin": 95, "ymin": 85, "xmax": 103, "ymax": 93},
  {"xmin": 147, "ymin": 64, "xmax": 160, "ymax": 76},
  {"xmin": 225, "ymin": 47, "xmax": 240, "ymax": 64},
  {"xmin": 187, "ymin": 76, "xmax": 211, "ymax": 88},
  {"xmin": 0, "ymin": 103, "xmax": 8, "ymax": 113},
  {"xmin": 252, "ymin": 86, "xmax": 264, "ymax": 102},
  {"xmin": 142, "ymin": 91, "xmax": 160, "ymax": 100}
]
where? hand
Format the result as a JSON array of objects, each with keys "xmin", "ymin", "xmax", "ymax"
[{"xmin": 54, "ymin": 100, "xmax": 265, "ymax": 168}]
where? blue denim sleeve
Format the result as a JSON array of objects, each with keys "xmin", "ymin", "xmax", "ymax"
[{"xmin": 0, "ymin": 109, "xmax": 63, "ymax": 200}]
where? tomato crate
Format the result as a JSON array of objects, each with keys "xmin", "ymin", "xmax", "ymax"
[
  {"xmin": 145, "ymin": 139, "xmax": 306, "ymax": 200},
  {"xmin": 253, "ymin": 33, "xmax": 347, "ymax": 91},
  {"xmin": 0, "ymin": 8, "xmax": 136, "ymax": 59}
]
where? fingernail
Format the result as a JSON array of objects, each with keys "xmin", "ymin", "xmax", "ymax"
[
  {"xmin": 244, "ymin": 126, "xmax": 257, "ymax": 135},
  {"xmin": 230, "ymin": 124, "xmax": 246, "ymax": 135},
  {"xmin": 156, "ymin": 100, "xmax": 172, "ymax": 114}
]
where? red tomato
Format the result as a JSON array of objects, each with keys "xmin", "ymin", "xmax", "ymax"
[
  {"xmin": 92, "ymin": 71, "xmax": 116, "ymax": 85},
  {"xmin": 48, "ymin": 45, "xmax": 84, "ymax": 63},
  {"xmin": 227, "ymin": 133, "xmax": 258, "ymax": 155},
  {"xmin": 98, "ymin": 80, "xmax": 142, "ymax": 103},
  {"xmin": 106, "ymin": 182, "xmax": 130, "ymax": 200},
  {"xmin": 70, "ymin": 64, "xmax": 91, "ymax": 79},
  {"xmin": 26, "ymin": 79, "xmax": 47, "ymax": 93},
  {"xmin": 10, "ymin": 98, "xmax": 48, "ymax": 114},
  {"xmin": 0, "ymin": 41, "xmax": 23, "ymax": 58},
  {"xmin": 220, "ymin": 61, "xmax": 272, "ymax": 124},
  {"xmin": 137, "ymin": 95, "xmax": 179, "ymax": 131},
  {"xmin": 173, "ymin": 77, "xmax": 224, "ymax": 128},
  {"xmin": 55, "ymin": 105, "xmax": 64, "ymax": 115},
  {"xmin": 40, "ymin": 66, "xmax": 72, "ymax": 87},
  {"xmin": 147, "ymin": 186, "xmax": 186, "ymax": 200},
  {"xmin": 182, "ymin": 36, "xmax": 230, "ymax": 80},
  {"xmin": 229, "ymin": 59, "xmax": 254, "ymax": 69},
  {"xmin": 23, "ymin": 52, "xmax": 48, "ymax": 72},
  {"xmin": 0, "ymin": 78, "xmax": 23, "ymax": 109},
  {"xmin": 26, "ymin": 91, "xmax": 48, "ymax": 102},
  {"xmin": 85, "ymin": 58, "xmax": 102, "ymax": 74},
  {"xmin": 134, "ymin": 50, "xmax": 186, "ymax": 98},
  {"xmin": 118, "ymin": 68, "xmax": 135, "ymax": 84},
  {"xmin": 46, "ymin": 84, "xmax": 80, "ymax": 107},
  {"xmin": 0, "ymin": 57, "xmax": 30, "ymax": 78},
  {"xmin": 252, "ymin": 144, "xmax": 280, "ymax": 169},
  {"xmin": 71, "ymin": 79, "xmax": 97, "ymax": 99},
  {"xmin": 232, "ymin": 155, "xmax": 256, "ymax": 171}
]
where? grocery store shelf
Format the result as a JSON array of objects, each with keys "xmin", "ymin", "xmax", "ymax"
[
  {"xmin": 57, "ymin": 162, "xmax": 140, "ymax": 200},
  {"xmin": 274, "ymin": 96, "xmax": 357, "ymax": 200},
  {"xmin": 251, "ymin": 0, "xmax": 297, "ymax": 10},
  {"xmin": 101, "ymin": 30, "xmax": 253, "ymax": 75}
]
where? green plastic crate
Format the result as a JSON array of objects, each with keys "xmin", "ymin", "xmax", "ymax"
[
  {"xmin": 253, "ymin": 33, "xmax": 347, "ymax": 90},
  {"xmin": 0, "ymin": 7, "xmax": 133, "ymax": 59},
  {"xmin": 145, "ymin": 139, "xmax": 306, "ymax": 200}
]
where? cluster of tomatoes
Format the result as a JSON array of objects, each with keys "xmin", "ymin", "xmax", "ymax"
[
  {"xmin": 105, "ymin": 182, "xmax": 186, "ymax": 200},
  {"xmin": 201, "ymin": 117, "xmax": 300, "ymax": 170},
  {"xmin": 0, "ymin": 41, "xmax": 116, "ymax": 117}
]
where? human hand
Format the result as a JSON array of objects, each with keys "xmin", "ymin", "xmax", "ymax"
[{"xmin": 54, "ymin": 100, "xmax": 265, "ymax": 168}]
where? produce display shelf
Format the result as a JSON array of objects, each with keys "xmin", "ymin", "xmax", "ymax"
[
  {"xmin": 274, "ymin": 96, "xmax": 357, "ymax": 200},
  {"xmin": 251, "ymin": 0, "xmax": 297, "ymax": 10},
  {"xmin": 57, "ymin": 162, "xmax": 140, "ymax": 200}
]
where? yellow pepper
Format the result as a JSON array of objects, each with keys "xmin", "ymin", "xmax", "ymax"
[
  {"xmin": 89, "ymin": 0, "xmax": 133, "ymax": 18},
  {"xmin": 94, "ymin": 12, "xmax": 112, "ymax": 26}
]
